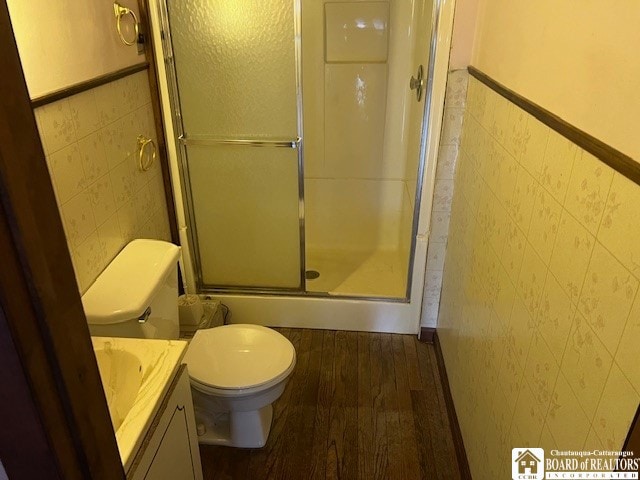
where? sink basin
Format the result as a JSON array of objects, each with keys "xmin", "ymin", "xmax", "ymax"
[
  {"xmin": 92, "ymin": 337, "xmax": 188, "ymax": 472},
  {"xmin": 94, "ymin": 348, "xmax": 144, "ymax": 432}
]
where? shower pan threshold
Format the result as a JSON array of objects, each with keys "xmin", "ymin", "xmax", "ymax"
[{"xmin": 200, "ymin": 238, "xmax": 427, "ymax": 334}]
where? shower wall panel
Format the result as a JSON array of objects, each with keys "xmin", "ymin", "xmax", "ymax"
[
  {"xmin": 324, "ymin": 2, "xmax": 389, "ymax": 62},
  {"xmin": 305, "ymin": 178, "xmax": 404, "ymax": 252},
  {"xmin": 324, "ymin": 64, "xmax": 387, "ymax": 180},
  {"xmin": 303, "ymin": 0, "xmax": 413, "ymax": 255}
]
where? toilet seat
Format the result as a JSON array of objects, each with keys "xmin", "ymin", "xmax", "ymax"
[
  {"xmin": 184, "ymin": 324, "xmax": 296, "ymax": 396},
  {"xmin": 189, "ymin": 371, "xmax": 292, "ymax": 398}
]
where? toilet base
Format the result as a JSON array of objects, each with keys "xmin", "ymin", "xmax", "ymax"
[{"xmin": 195, "ymin": 404, "xmax": 273, "ymax": 448}]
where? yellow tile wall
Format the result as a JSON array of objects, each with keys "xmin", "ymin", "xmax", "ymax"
[
  {"xmin": 438, "ymin": 74, "xmax": 640, "ymax": 479},
  {"xmin": 34, "ymin": 71, "xmax": 171, "ymax": 294}
]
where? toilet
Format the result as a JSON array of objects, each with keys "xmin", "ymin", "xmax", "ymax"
[
  {"xmin": 184, "ymin": 324, "xmax": 295, "ymax": 447},
  {"xmin": 82, "ymin": 239, "xmax": 296, "ymax": 448}
]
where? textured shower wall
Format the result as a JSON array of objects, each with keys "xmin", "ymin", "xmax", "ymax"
[
  {"xmin": 303, "ymin": 0, "xmax": 412, "ymax": 253},
  {"xmin": 34, "ymin": 72, "xmax": 171, "ymax": 294},
  {"xmin": 438, "ymin": 75, "xmax": 640, "ymax": 478}
]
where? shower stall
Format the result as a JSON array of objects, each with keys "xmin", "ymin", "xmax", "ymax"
[{"xmin": 148, "ymin": 0, "xmax": 446, "ymax": 333}]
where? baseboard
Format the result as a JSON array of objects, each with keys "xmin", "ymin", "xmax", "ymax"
[
  {"xmin": 433, "ymin": 331, "xmax": 472, "ymax": 479},
  {"xmin": 418, "ymin": 327, "xmax": 436, "ymax": 343}
]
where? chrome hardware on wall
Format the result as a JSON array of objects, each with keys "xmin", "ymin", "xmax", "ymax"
[
  {"xmin": 138, "ymin": 307, "xmax": 152, "ymax": 324},
  {"xmin": 137, "ymin": 135, "xmax": 156, "ymax": 172},
  {"xmin": 178, "ymin": 135, "xmax": 301, "ymax": 149},
  {"xmin": 114, "ymin": 2, "xmax": 140, "ymax": 46},
  {"xmin": 409, "ymin": 65, "xmax": 425, "ymax": 102}
]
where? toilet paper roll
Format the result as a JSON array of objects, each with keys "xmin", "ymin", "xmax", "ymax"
[{"xmin": 178, "ymin": 294, "xmax": 204, "ymax": 326}]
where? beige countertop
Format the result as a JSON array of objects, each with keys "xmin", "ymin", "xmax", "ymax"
[{"xmin": 91, "ymin": 336, "xmax": 188, "ymax": 472}]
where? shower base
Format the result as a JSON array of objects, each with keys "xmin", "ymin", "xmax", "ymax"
[
  {"xmin": 208, "ymin": 238, "xmax": 427, "ymax": 333},
  {"xmin": 305, "ymin": 248, "xmax": 407, "ymax": 298}
]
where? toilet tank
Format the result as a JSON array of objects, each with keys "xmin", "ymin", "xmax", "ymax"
[{"xmin": 82, "ymin": 239, "xmax": 181, "ymax": 340}]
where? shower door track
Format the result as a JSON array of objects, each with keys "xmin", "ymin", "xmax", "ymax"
[{"xmin": 201, "ymin": 287, "xmax": 410, "ymax": 303}]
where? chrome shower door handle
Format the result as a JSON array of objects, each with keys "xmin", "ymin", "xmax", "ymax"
[{"xmin": 410, "ymin": 65, "xmax": 425, "ymax": 102}]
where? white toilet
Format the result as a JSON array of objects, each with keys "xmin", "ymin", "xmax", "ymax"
[
  {"xmin": 184, "ymin": 324, "xmax": 295, "ymax": 447},
  {"xmin": 82, "ymin": 239, "xmax": 296, "ymax": 448}
]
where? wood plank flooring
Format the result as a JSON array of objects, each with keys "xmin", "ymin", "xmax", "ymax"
[{"xmin": 199, "ymin": 329, "xmax": 462, "ymax": 480}]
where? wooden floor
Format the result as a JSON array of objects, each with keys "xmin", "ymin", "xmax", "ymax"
[{"xmin": 199, "ymin": 329, "xmax": 462, "ymax": 480}]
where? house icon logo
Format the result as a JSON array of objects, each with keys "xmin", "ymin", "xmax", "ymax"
[{"xmin": 512, "ymin": 448, "xmax": 544, "ymax": 480}]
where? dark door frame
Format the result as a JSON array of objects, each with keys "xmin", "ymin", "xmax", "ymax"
[
  {"xmin": 1, "ymin": 0, "xmax": 639, "ymax": 478},
  {"xmin": 623, "ymin": 405, "xmax": 640, "ymax": 472},
  {"xmin": 0, "ymin": 2, "xmax": 124, "ymax": 478}
]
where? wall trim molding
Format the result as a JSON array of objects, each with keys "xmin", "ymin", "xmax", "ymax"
[
  {"xmin": 468, "ymin": 66, "xmax": 640, "ymax": 187},
  {"xmin": 138, "ymin": 0, "xmax": 181, "ymax": 250},
  {"xmin": 419, "ymin": 327, "xmax": 436, "ymax": 343},
  {"xmin": 433, "ymin": 331, "xmax": 472, "ymax": 479},
  {"xmin": 31, "ymin": 62, "xmax": 149, "ymax": 108},
  {"xmin": 622, "ymin": 404, "xmax": 640, "ymax": 471}
]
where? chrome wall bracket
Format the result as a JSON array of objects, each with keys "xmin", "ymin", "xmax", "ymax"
[
  {"xmin": 138, "ymin": 307, "xmax": 152, "ymax": 323},
  {"xmin": 410, "ymin": 65, "xmax": 425, "ymax": 102}
]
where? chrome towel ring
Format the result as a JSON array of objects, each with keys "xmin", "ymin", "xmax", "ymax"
[
  {"xmin": 137, "ymin": 135, "xmax": 156, "ymax": 172},
  {"xmin": 114, "ymin": 2, "xmax": 139, "ymax": 46}
]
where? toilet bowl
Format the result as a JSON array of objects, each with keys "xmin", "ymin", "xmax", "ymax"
[
  {"xmin": 184, "ymin": 324, "xmax": 295, "ymax": 447},
  {"xmin": 82, "ymin": 239, "xmax": 296, "ymax": 448}
]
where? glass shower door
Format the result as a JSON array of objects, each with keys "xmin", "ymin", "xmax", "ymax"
[{"xmin": 166, "ymin": 0, "xmax": 303, "ymax": 290}]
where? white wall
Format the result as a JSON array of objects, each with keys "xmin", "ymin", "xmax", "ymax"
[
  {"xmin": 449, "ymin": 0, "xmax": 480, "ymax": 69},
  {"xmin": 472, "ymin": 0, "xmax": 640, "ymax": 160},
  {"xmin": 7, "ymin": 0, "xmax": 144, "ymax": 98}
]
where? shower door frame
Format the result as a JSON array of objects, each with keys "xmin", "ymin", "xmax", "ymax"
[
  {"xmin": 156, "ymin": 0, "xmax": 307, "ymax": 294},
  {"xmin": 150, "ymin": 0, "xmax": 456, "ymax": 317}
]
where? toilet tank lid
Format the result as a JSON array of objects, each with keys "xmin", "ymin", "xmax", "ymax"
[{"xmin": 82, "ymin": 239, "xmax": 181, "ymax": 325}]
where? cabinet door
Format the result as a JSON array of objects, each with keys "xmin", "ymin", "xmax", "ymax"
[
  {"xmin": 144, "ymin": 408, "xmax": 194, "ymax": 480},
  {"xmin": 129, "ymin": 366, "xmax": 202, "ymax": 480}
]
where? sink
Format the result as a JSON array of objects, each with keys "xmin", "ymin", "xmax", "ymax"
[
  {"xmin": 92, "ymin": 337, "xmax": 188, "ymax": 471},
  {"xmin": 94, "ymin": 348, "xmax": 144, "ymax": 432}
]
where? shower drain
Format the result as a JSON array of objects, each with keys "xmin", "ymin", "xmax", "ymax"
[{"xmin": 305, "ymin": 270, "xmax": 320, "ymax": 280}]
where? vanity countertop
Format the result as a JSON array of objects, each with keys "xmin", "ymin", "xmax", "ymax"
[{"xmin": 91, "ymin": 336, "xmax": 188, "ymax": 471}]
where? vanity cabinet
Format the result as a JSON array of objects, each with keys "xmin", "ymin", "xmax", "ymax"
[{"xmin": 128, "ymin": 365, "xmax": 203, "ymax": 480}]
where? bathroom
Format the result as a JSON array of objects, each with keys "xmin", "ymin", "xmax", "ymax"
[{"xmin": 0, "ymin": 0, "xmax": 639, "ymax": 479}]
